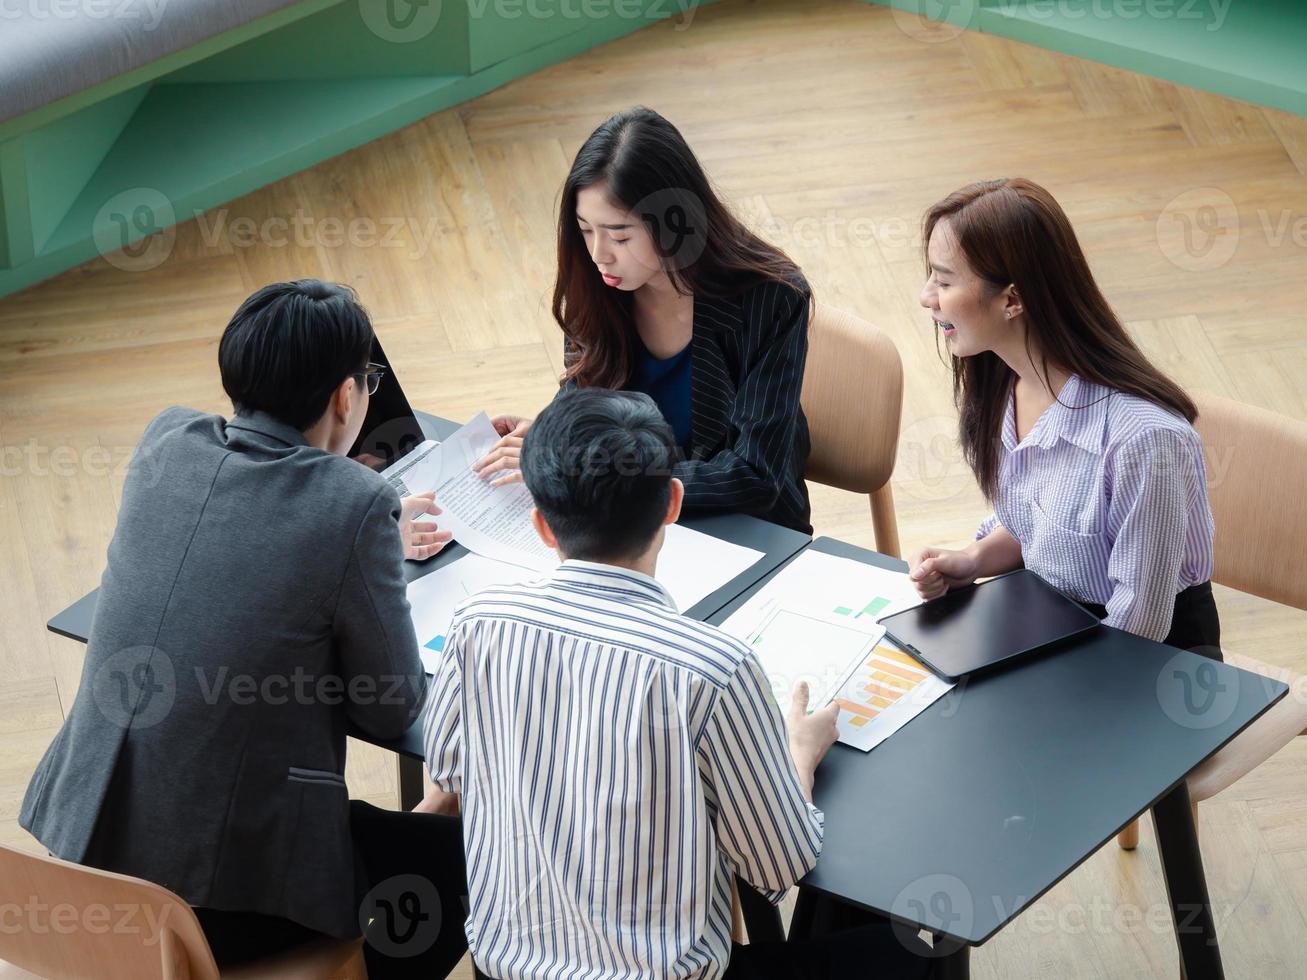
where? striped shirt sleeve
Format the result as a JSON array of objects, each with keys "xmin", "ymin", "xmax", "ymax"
[
  {"xmin": 676, "ymin": 282, "xmax": 808, "ymax": 514},
  {"xmin": 976, "ymin": 512, "xmax": 1000, "ymax": 540},
  {"xmin": 697, "ymin": 650, "xmax": 824, "ymax": 904},
  {"xmin": 1104, "ymin": 428, "xmax": 1201, "ymax": 642},
  {"xmin": 420, "ymin": 619, "xmax": 465, "ymax": 794}
]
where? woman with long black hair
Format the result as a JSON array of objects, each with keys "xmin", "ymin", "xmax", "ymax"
[
  {"xmin": 475, "ymin": 106, "xmax": 816, "ymax": 533},
  {"xmin": 908, "ymin": 177, "xmax": 1221, "ymax": 657}
]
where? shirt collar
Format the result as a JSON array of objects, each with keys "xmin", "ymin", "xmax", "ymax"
[
  {"xmin": 1006, "ymin": 374, "xmax": 1111, "ymax": 455},
  {"xmin": 226, "ymin": 411, "xmax": 310, "ymax": 449},
  {"xmin": 552, "ymin": 560, "xmax": 678, "ymax": 612}
]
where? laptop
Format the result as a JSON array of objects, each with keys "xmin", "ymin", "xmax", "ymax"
[
  {"xmin": 348, "ymin": 336, "xmax": 427, "ymax": 471},
  {"xmin": 878, "ymin": 569, "xmax": 1102, "ymax": 682}
]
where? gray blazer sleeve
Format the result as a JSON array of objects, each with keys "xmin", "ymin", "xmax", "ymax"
[{"xmin": 333, "ymin": 486, "xmax": 427, "ymax": 738}]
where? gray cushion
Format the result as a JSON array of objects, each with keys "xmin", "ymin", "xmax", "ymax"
[{"xmin": 0, "ymin": 0, "xmax": 310, "ymax": 125}]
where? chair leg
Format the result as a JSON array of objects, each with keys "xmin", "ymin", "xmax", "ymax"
[
  {"xmin": 869, "ymin": 484, "xmax": 901, "ymax": 559},
  {"xmin": 1117, "ymin": 818, "xmax": 1140, "ymax": 850},
  {"xmin": 1119, "ymin": 804, "xmax": 1200, "ymax": 853}
]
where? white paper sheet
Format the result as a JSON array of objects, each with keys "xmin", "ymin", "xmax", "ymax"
[
  {"xmin": 407, "ymin": 524, "xmax": 764, "ymax": 674},
  {"xmin": 387, "ymin": 412, "xmax": 766, "ymax": 608},
  {"xmin": 395, "ymin": 410, "xmax": 769, "ymax": 672},
  {"xmin": 719, "ymin": 550, "xmax": 953, "ymax": 751},
  {"xmin": 379, "ymin": 439, "xmax": 442, "ymax": 498},
  {"xmin": 379, "ymin": 413, "xmax": 555, "ymax": 571},
  {"xmin": 656, "ymin": 523, "xmax": 763, "ymax": 614},
  {"xmin": 406, "ymin": 553, "xmax": 535, "ymax": 673}
]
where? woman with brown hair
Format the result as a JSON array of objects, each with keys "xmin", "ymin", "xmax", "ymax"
[
  {"xmin": 474, "ymin": 106, "xmax": 816, "ymax": 533},
  {"xmin": 908, "ymin": 178, "xmax": 1221, "ymax": 656}
]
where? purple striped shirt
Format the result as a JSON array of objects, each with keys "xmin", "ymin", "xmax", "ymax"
[{"xmin": 977, "ymin": 374, "xmax": 1215, "ymax": 643}]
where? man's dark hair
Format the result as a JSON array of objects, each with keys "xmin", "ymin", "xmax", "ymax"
[
  {"xmin": 218, "ymin": 280, "xmax": 374, "ymax": 431},
  {"xmin": 521, "ymin": 389, "xmax": 677, "ymax": 563}
]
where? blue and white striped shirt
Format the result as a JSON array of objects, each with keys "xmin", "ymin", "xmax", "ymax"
[
  {"xmin": 420, "ymin": 561, "xmax": 824, "ymax": 979},
  {"xmin": 977, "ymin": 374, "xmax": 1215, "ymax": 643}
]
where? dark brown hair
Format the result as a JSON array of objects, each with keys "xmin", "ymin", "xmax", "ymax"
[
  {"xmin": 555, "ymin": 107, "xmax": 804, "ymax": 389},
  {"xmin": 924, "ymin": 178, "xmax": 1196, "ymax": 500}
]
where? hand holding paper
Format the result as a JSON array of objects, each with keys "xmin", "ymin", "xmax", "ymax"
[{"xmin": 398, "ymin": 492, "xmax": 452, "ymax": 561}]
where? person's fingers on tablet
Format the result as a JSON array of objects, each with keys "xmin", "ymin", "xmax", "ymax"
[
  {"xmin": 914, "ymin": 572, "xmax": 945, "ymax": 598},
  {"xmin": 914, "ymin": 556, "xmax": 942, "ymax": 581},
  {"xmin": 907, "ymin": 548, "xmax": 931, "ymax": 579},
  {"xmin": 915, "ymin": 566, "xmax": 943, "ymax": 588}
]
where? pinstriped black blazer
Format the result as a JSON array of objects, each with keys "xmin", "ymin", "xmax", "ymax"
[
  {"xmin": 563, "ymin": 276, "xmax": 813, "ymax": 534},
  {"xmin": 676, "ymin": 276, "xmax": 812, "ymax": 534}
]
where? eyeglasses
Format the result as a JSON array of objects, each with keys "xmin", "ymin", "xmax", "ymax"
[{"xmin": 355, "ymin": 362, "xmax": 386, "ymax": 396}]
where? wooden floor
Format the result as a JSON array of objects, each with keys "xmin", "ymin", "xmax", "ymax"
[{"xmin": 3, "ymin": 0, "xmax": 1307, "ymax": 975}]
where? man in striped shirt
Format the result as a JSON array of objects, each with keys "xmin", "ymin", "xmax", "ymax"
[{"xmin": 418, "ymin": 389, "xmax": 929, "ymax": 979}]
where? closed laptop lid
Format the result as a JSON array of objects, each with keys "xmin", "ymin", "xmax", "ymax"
[
  {"xmin": 880, "ymin": 569, "xmax": 1102, "ymax": 681},
  {"xmin": 349, "ymin": 336, "xmax": 427, "ymax": 470}
]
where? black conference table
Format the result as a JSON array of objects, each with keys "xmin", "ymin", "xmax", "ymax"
[
  {"xmin": 45, "ymin": 414, "xmax": 1285, "ymax": 980},
  {"xmin": 708, "ymin": 537, "xmax": 1286, "ymax": 980}
]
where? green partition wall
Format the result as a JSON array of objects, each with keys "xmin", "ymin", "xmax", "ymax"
[
  {"xmin": 0, "ymin": 0, "xmax": 712, "ymax": 298},
  {"xmin": 3, "ymin": 0, "xmax": 1301, "ymax": 300},
  {"xmin": 863, "ymin": 0, "xmax": 1307, "ymax": 119}
]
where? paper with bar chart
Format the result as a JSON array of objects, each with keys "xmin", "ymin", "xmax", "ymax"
[{"xmin": 719, "ymin": 549, "xmax": 954, "ymax": 751}]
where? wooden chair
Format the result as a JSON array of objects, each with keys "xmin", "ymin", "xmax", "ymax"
[
  {"xmin": 0, "ymin": 843, "xmax": 366, "ymax": 979},
  {"xmin": 800, "ymin": 304, "xmax": 905, "ymax": 557},
  {"xmin": 1116, "ymin": 393, "xmax": 1307, "ymax": 850}
]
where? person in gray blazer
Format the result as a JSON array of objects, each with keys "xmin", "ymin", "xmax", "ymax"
[{"xmin": 20, "ymin": 281, "xmax": 467, "ymax": 975}]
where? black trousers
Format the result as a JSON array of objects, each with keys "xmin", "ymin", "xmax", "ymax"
[
  {"xmin": 723, "ymin": 921, "xmax": 933, "ymax": 978},
  {"xmin": 197, "ymin": 801, "xmax": 468, "ymax": 978},
  {"xmin": 1080, "ymin": 580, "xmax": 1223, "ymax": 662}
]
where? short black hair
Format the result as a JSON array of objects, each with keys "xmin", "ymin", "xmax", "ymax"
[
  {"xmin": 520, "ymin": 389, "xmax": 677, "ymax": 563},
  {"xmin": 218, "ymin": 280, "xmax": 374, "ymax": 431}
]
